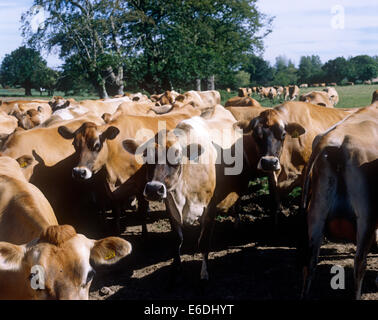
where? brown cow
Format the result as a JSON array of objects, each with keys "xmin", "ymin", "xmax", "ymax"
[
  {"xmin": 0, "ymin": 156, "xmax": 131, "ymax": 300},
  {"xmin": 122, "ymin": 105, "xmax": 259, "ymax": 281},
  {"xmin": 299, "ymin": 105, "xmax": 378, "ymax": 300},
  {"xmin": 236, "ymin": 102, "xmax": 352, "ymax": 220},
  {"xmin": 224, "ymin": 96, "xmax": 261, "ymax": 107},
  {"xmin": 225, "ymin": 106, "xmax": 266, "ymax": 122},
  {"xmin": 57, "ymin": 109, "xmax": 201, "ymax": 235}
]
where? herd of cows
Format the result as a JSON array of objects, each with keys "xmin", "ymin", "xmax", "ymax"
[{"xmin": 0, "ymin": 87, "xmax": 377, "ymax": 300}]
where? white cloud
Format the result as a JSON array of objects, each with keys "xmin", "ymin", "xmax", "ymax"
[{"xmin": 258, "ymin": 0, "xmax": 378, "ymax": 65}]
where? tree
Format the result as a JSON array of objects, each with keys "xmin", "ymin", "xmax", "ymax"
[
  {"xmin": 103, "ymin": 0, "xmax": 272, "ymax": 93},
  {"xmin": 272, "ymin": 56, "xmax": 298, "ymax": 85},
  {"xmin": 242, "ymin": 55, "xmax": 274, "ymax": 86},
  {"xmin": 22, "ymin": 0, "xmax": 128, "ymax": 98},
  {"xmin": 0, "ymin": 46, "xmax": 49, "ymax": 96},
  {"xmin": 322, "ymin": 57, "xmax": 350, "ymax": 83},
  {"xmin": 298, "ymin": 55, "xmax": 323, "ymax": 83},
  {"xmin": 348, "ymin": 55, "xmax": 378, "ymax": 81}
]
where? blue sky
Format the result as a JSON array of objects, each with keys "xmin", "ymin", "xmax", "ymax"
[{"xmin": 0, "ymin": 0, "xmax": 377, "ymax": 68}]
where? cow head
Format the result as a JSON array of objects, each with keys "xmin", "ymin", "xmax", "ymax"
[
  {"xmin": 58, "ymin": 122, "xmax": 120, "ymax": 180},
  {"xmin": 11, "ymin": 107, "xmax": 43, "ymax": 130},
  {"xmin": 49, "ymin": 97, "xmax": 71, "ymax": 112},
  {"xmin": 236, "ymin": 109, "xmax": 305, "ymax": 172},
  {"xmin": 0, "ymin": 225, "xmax": 131, "ymax": 300},
  {"xmin": 122, "ymin": 130, "xmax": 204, "ymax": 201}
]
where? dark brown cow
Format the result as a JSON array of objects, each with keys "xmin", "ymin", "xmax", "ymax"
[
  {"xmin": 236, "ymin": 102, "xmax": 352, "ymax": 220},
  {"xmin": 299, "ymin": 105, "xmax": 378, "ymax": 300}
]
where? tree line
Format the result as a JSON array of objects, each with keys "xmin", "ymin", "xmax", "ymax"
[{"xmin": 0, "ymin": 1, "xmax": 377, "ymax": 97}]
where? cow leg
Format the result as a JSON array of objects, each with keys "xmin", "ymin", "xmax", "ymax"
[
  {"xmin": 268, "ymin": 173, "xmax": 281, "ymax": 226},
  {"xmin": 137, "ymin": 195, "xmax": 149, "ymax": 238},
  {"xmin": 301, "ymin": 165, "xmax": 335, "ymax": 299},
  {"xmin": 344, "ymin": 166, "xmax": 375, "ymax": 299},
  {"xmin": 354, "ymin": 222, "xmax": 375, "ymax": 300},
  {"xmin": 198, "ymin": 208, "xmax": 215, "ymax": 281},
  {"xmin": 168, "ymin": 217, "xmax": 183, "ymax": 286}
]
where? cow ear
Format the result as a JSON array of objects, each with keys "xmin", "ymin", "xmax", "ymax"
[
  {"xmin": 234, "ymin": 118, "xmax": 257, "ymax": 134},
  {"xmin": 58, "ymin": 126, "xmax": 75, "ymax": 139},
  {"xmin": 16, "ymin": 155, "xmax": 34, "ymax": 169},
  {"xmin": 64, "ymin": 100, "xmax": 70, "ymax": 108},
  {"xmin": 0, "ymin": 242, "xmax": 25, "ymax": 271},
  {"xmin": 102, "ymin": 126, "xmax": 119, "ymax": 141},
  {"xmin": 122, "ymin": 139, "xmax": 144, "ymax": 155},
  {"xmin": 90, "ymin": 237, "xmax": 132, "ymax": 266},
  {"xmin": 184, "ymin": 143, "xmax": 204, "ymax": 161},
  {"xmin": 285, "ymin": 122, "xmax": 306, "ymax": 138},
  {"xmin": 37, "ymin": 106, "xmax": 43, "ymax": 112}
]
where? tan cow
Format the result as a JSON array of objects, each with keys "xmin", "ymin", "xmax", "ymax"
[
  {"xmin": 0, "ymin": 111, "xmax": 18, "ymax": 136},
  {"xmin": 299, "ymin": 84, "xmax": 308, "ymax": 88},
  {"xmin": 122, "ymin": 105, "xmax": 259, "ymax": 281},
  {"xmin": 173, "ymin": 90, "xmax": 221, "ymax": 113},
  {"xmin": 0, "ymin": 156, "xmax": 131, "ymax": 300},
  {"xmin": 323, "ymin": 87, "xmax": 339, "ymax": 106},
  {"xmin": 299, "ymin": 91, "xmax": 334, "ymax": 108},
  {"xmin": 226, "ymin": 106, "xmax": 266, "ymax": 122},
  {"xmin": 299, "ymin": 105, "xmax": 378, "ymax": 300},
  {"xmin": 238, "ymin": 88, "xmax": 248, "ymax": 97},
  {"xmin": 224, "ymin": 96, "xmax": 261, "ymax": 107},
  {"xmin": 57, "ymin": 108, "xmax": 201, "ymax": 235}
]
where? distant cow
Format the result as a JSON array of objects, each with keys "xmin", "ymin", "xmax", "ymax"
[
  {"xmin": 284, "ymin": 85, "xmax": 300, "ymax": 101},
  {"xmin": 323, "ymin": 87, "xmax": 339, "ymax": 106},
  {"xmin": 238, "ymin": 88, "xmax": 249, "ymax": 97},
  {"xmin": 300, "ymin": 91, "xmax": 334, "ymax": 108},
  {"xmin": 300, "ymin": 105, "xmax": 378, "ymax": 300},
  {"xmin": 225, "ymin": 96, "xmax": 261, "ymax": 107},
  {"xmin": 299, "ymin": 84, "xmax": 308, "ymax": 88}
]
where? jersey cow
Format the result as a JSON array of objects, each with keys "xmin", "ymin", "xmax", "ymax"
[
  {"xmin": 0, "ymin": 156, "xmax": 131, "ymax": 299},
  {"xmin": 299, "ymin": 105, "xmax": 378, "ymax": 300}
]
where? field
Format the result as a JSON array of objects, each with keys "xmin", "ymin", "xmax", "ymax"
[
  {"xmin": 1, "ymin": 84, "xmax": 378, "ymax": 109},
  {"xmin": 1, "ymin": 85, "xmax": 377, "ymax": 300},
  {"xmin": 220, "ymin": 84, "xmax": 378, "ymax": 108}
]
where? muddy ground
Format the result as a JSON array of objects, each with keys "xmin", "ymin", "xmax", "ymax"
[{"xmin": 89, "ymin": 186, "xmax": 378, "ymax": 301}]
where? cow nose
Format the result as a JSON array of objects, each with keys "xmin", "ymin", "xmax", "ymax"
[
  {"xmin": 144, "ymin": 181, "xmax": 167, "ymax": 201},
  {"xmin": 72, "ymin": 167, "xmax": 92, "ymax": 180},
  {"xmin": 259, "ymin": 157, "xmax": 281, "ymax": 171}
]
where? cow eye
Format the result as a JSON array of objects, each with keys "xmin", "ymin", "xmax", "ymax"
[
  {"xmin": 84, "ymin": 269, "xmax": 96, "ymax": 287},
  {"xmin": 281, "ymin": 132, "xmax": 286, "ymax": 140},
  {"xmin": 93, "ymin": 142, "xmax": 101, "ymax": 152}
]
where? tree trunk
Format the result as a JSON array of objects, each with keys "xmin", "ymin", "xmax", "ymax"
[
  {"xmin": 196, "ymin": 78, "xmax": 201, "ymax": 91},
  {"xmin": 97, "ymin": 81, "xmax": 109, "ymax": 99},
  {"xmin": 25, "ymin": 83, "xmax": 32, "ymax": 96},
  {"xmin": 207, "ymin": 75, "xmax": 215, "ymax": 90},
  {"xmin": 104, "ymin": 66, "xmax": 124, "ymax": 96}
]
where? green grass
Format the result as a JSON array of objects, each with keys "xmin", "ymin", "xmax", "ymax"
[
  {"xmin": 219, "ymin": 84, "xmax": 378, "ymax": 109},
  {"xmin": 2, "ymin": 84, "xmax": 377, "ymax": 108}
]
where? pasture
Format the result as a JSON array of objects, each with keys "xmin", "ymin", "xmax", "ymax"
[{"xmin": 220, "ymin": 84, "xmax": 378, "ymax": 108}]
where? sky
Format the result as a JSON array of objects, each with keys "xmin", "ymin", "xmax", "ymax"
[{"xmin": 0, "ymin": 0, "xmax": 377, "ymax": 68}]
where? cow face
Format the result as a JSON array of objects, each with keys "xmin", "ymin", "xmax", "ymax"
[
  {"xmin": 0, "ymin": 225, "xmax": 131, "ymax": 300},
  {"xmin": 49, "ymin": 97, "xmax": 70, "ymax": 112},
  {"xmin": 58, "ymin": 123, "xmax": 120, "ymax": 180},
  {"xmin": 123, "ymin": 133, "xmax": 203, "ymax": 201},
  {"xmin": 237, "ymin": 109, "xmax": 305, "ymax": 172}
]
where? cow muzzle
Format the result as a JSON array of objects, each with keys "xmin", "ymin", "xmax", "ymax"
[
  {"xmin": 72, "ymin": 167, "xmax": 92, "ymax": 180},
  {"xmin": 143, "ymin": 181, "xmax": 167, "ymax": 201},
  {"xmin": 258, "ymin": 156, "xmax": 281, "ymax": 172}
]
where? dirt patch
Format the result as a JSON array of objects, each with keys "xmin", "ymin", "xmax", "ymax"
[{"xmin": 89, "ymin": 190, "xmax": 378, "ymax": 301}]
